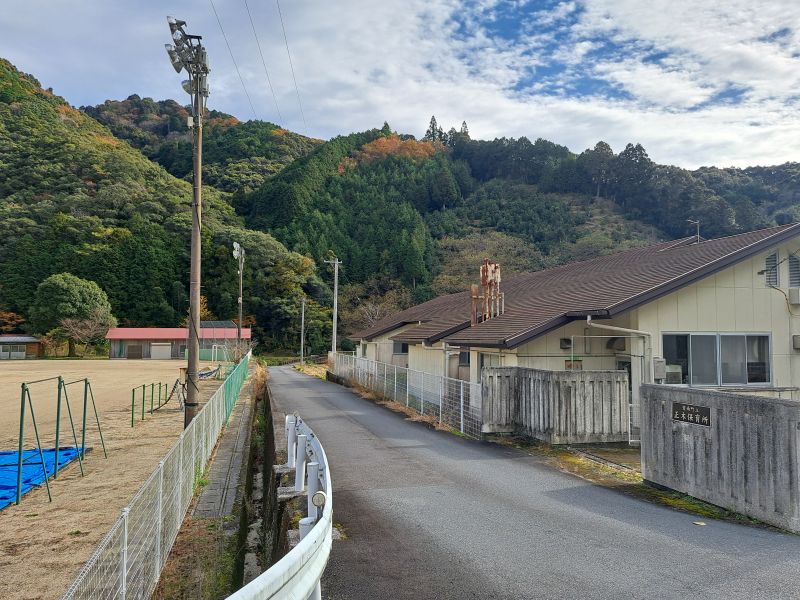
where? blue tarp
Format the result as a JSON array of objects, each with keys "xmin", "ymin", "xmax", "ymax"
[{"xmin": 0, "ymin": 447, "xmax": 86, "ymax": 510}]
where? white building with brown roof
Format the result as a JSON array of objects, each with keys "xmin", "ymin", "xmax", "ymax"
[{"xmin": 350, "ymin": 223, "xmax": 800, "ymax": 399}]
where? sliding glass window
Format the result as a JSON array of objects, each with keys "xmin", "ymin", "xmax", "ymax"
[{"xmin": 664, "ymin": 333, "xmax": 771, "ymax": 386}]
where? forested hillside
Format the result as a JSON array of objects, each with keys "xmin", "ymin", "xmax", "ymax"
[
  {"xmin": 0, "ymin": 59, "xmax": 331, "ymax": 352},
  {"xmin": 83, "ymin": 96, "xmax": 321, "ymax": 192},
  {"xmin": 5, "ymin": 53, "xmax": 800, "ymax": 351}
]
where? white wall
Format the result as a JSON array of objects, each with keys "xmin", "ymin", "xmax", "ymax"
[{"xmin": 633, "ymin": 242, "xmax": 800, "ymax": 388}]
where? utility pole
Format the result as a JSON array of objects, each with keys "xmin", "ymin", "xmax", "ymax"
[
  {"xmin": 300, "ymin": 295, "xmax": 306, "ymax": 365},
  {"xmin": 233, "ymin": 241, "xmax": 245, "ymax": 360},
  {"xmin": 324, "ymin": 258, "xmax": 341, "ymax": 354},
  {"xmin": 166, "ymin": 17, "xmax": 210, "ymax": 428}
]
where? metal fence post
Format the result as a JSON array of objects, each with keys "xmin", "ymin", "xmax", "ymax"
[
  {"xmin": 460, "ymin": 380, "xmax": 465, "ymax": 434},
  {"xmin": 439, "ymin": 377, "xmax": 443, "ymax": 423},
  {"xmin": 394, "ymin": 365, "xmax": 397, "ymax": 402},
  {"xmin": 406, "ymin": 369, "xmax": 409, "ymax": 407},
  {"xmin": 294, "ymin": 434, "xmax": 308, "ymax": 491},
  {"xmin": 421, "ymin": 373, "xmax": 425, "ymax": 415},
  {"xmin": 178, "ymin": 435, "xmax": 184, "ymax": 523},
  {"xmin": 156, "ymin": 460, "xmax": 164, "ymax": 570},
  {"xmin": 121, "ymin": 507, "xmax": 129, "ymax": 599}
]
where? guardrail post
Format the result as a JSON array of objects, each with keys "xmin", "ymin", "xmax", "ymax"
[
  {"xmin": 406, "ymin": 370, "xmax": 409, "ymax": 407},
  {"xmin": 121, "ymin": 507, "xmax": 129, "ymax": 599},
  {"xmin": 393, "ymin": 365, "xmax": 397, "ymax": 402},
  {"xmin": 306, "ymin": 461, "xmax": 319, "ymax": 520},
  {"xmin": 294, "ymin": 434, "xmax": 308, "ymax": 491},
  {"xmin": 299, "ymin": 517, "xmax": 323, "ymax": 600},
  {"xmin": 287, "ymin": 416, "xmax": 297, "ymax": 468}
]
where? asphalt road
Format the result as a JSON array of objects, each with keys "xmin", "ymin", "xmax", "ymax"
[{"xmin": 269, "ymin": 366, "xmax": 800, "ymax": 600}]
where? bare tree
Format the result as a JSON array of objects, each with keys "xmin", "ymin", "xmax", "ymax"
[{"xmin": 59, "ymin": 307, "xmax": 117, "ymax": 357}]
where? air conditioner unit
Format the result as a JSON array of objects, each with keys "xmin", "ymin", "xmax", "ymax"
[
  {"xmin": 665, "ymin": 365, "xmax": 683, "ymax": 384},
  {"xmin": 789, "ymin": 288, "xmax": 800, "ymax": 305},
  {"xmin": 560, "ymin": 338, "xmax": 572, "ymax": 349}
]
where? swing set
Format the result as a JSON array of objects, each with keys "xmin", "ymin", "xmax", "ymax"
[{"xmin": 9, "ymin": 375, "xmax": 107, "ymax": 506}]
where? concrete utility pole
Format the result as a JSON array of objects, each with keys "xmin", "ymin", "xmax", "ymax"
[
  {"xmin": 165, "ymin": 17, "xmax": 210, "ymax": 428},
  {"xmin": 233, "ymin": 241, "xmax": 245, "ymax": 358},
  {"xmin": 324, "ymin": 258, "xmax": 342, "ymax": 354},
  {"xmin": 300, "ymin": 295, "xmax": 306, "ymax": 365}
]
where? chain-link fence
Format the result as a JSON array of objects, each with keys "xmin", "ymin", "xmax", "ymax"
[
  {"xmin": 60, "ymin": 352, "xmax": 252, "ymax": 600},
  {"xmin": 332, "ymin": 354, "xmax": 482, "ymax": 438}
]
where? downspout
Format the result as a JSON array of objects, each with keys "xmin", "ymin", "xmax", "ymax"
[{"xmin": 586, "ymin": 316, "xmax": 653, "ymax": 384}]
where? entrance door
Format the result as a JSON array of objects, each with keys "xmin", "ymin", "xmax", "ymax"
[{"xmin": 127, "ymin": 344, "xmax": 143, "ymax": 359}]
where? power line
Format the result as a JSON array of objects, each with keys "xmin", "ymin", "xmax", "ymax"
[
  {"xmin": 275, "ymin": 0, "xmax": 308, "ymax": 133},
  {"xmin": 243, "ymin": 0, "xmax": 283, "ymax": 123},
  {"xmin": 208, "ymin": 0, "xmax": 259, "ymax": 120}
]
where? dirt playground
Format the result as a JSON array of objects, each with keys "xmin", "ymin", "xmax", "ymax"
[{"xmin": 0, "ymin": 359, "xmax": 224, "ymax": 600}]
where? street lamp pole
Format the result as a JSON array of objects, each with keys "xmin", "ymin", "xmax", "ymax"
[
  {"xmin": 233, "ymin": 241, "xmax": 245, "ymax": 359},
  {"xmin": 165, "ymin": 17, "xmax": 210, "ymax": 428}
]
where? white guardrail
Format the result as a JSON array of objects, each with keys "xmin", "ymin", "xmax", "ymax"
[{"xmin": 227, "ymin": 414, "xmax": 333, "ymax": 600}]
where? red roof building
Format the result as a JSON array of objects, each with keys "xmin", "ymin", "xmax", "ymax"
[{"xmin": 106, "ymin": 324, "xmax": 251, "ymax": 359}]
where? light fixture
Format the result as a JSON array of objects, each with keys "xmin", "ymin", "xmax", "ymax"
[{"xmin": 165, "ymin": 45, "xmax": 183, "ymax": 73}]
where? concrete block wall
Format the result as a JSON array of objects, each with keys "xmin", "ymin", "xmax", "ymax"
[
  {"xmin": 482, "ymin": 367, "xmax": 630, "ymax": 444},
  {"xmin": 641, "ymin": 385, "xmax": 800, "ymax": 533}
]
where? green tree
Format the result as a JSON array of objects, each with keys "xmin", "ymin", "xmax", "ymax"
[
  {"xmin": 578, "ymin": 141, "xmax": 615, "ymax": 198},
  {"xmin": 29, "ymin": 273, "xmax": 116, "ymax": 356}
]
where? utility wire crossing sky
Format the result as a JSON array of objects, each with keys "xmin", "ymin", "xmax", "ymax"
[{"xmin": 1, "ymin": 0, "xmax": 799, "ymax": 168}]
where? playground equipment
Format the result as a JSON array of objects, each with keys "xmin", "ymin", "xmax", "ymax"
[
  {"xmin": 130, "ymin": 379, "xmax": 181, "ymax": 427},
  {"xmin": 210, "ymin": 344, "xmax": 231, "ymax": 363},
  {"xmin": 10, "ymin": 376, "xmax": 107, "ymax": 506}
]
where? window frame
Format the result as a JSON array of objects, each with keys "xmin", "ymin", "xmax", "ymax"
[
  {"xmin": 392, "ymin": 341, "xmax": 409, "ymax": 355},
  {"xmin": 789, "ymin": 254, "xmax": 800, "ymax": 288},
  {"xmin": 765, "ymin": 252, "xmax": 779, "ymax": 287},
  {"xmin": 662, "ymin": 331, "xmax": 773, "ymax": 388}
]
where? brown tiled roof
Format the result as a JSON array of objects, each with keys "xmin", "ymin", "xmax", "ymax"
[{"xmin": 350, "ymin": 223, "xmax": 800, "ymax": 348}]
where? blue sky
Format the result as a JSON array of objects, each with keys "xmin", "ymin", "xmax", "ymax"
[{"xmin": 1, "ymin": 0, "xmax": 799, "ymax": 168}]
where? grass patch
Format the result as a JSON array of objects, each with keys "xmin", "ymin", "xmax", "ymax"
[
  {"xmin": 153, "ymin": 517, "xmax": 237, "ymax": 600},
  {"xmin": 293, "ymin": 363, "xmax": 327, "ymax": 379}
]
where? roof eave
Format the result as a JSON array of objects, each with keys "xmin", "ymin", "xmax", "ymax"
[{"xmin": 607, "ymin": 224, "xmax": 800, "ymax": 316}]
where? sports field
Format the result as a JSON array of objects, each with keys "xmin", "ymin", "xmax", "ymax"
[{"xmin": 0, "ymin": 359, "xmax": 223, "ymax": 600}]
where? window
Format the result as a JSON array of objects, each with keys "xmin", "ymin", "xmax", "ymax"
[
  {"xmin": 479, "ymin": 353, "xmax": 501, "ymax": 369},
  {"xmin": 663, "ymin": 334, "xmax": 689, "ymax": 384},
  {"xmin": 458, "ymin": 351, "xmax": 470, "ymax": 366},
  {"xmin": 765, "ymin": 252, "xmax": 778, "ymax": 287},
  {"xmin": 690, "ymin": 335, "xmax": 718, "ymax": 385},
  {"xmin": 790, "ymin": 254, "xmax": 800, "ymax": 287},
  {"xmin": 664, "ymin": 333, "xmax": 770, "ymax": 386},
  {"xmin": 392, "ymin": 342, "xmax": 408, "ymax": 354}
]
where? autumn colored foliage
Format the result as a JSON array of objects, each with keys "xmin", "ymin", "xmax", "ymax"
[{"xmin": 356, "ymin": 134, "xmax": 438, "ymax": 163}]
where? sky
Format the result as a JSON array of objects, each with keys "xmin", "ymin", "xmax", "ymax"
[{"xmin": 1, "ymin": 0, "xmax": 800, "ymax": 169}]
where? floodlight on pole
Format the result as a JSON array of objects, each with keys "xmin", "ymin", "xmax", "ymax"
[{"xmin": 165, "ymin": 16, "xmax": 210, "ymax": 428}]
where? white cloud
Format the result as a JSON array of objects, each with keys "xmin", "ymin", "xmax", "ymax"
[{"xmin": 0, "ymin": 0, "xmax": 799, "ymax": 168}]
